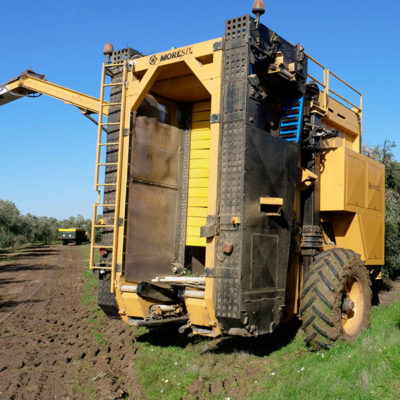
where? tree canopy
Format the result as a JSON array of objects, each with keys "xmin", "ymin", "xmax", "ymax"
[
  {"xmin": 0, "ymin": 200, "xmax": 93, "ymax": 248},
  {"xmin": 364, "ymin": 140, "xmax": 400, "ymax": 279}
]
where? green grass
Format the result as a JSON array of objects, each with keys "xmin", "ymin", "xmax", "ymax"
[
  {"xmin": 80, "ymin": 245, "xmax": 107, "ymax": 346},
  {"xmin": 133, "ymin": 299, "xmax": 400, "ymax": 400},
  {"xmin": 249, "ymin": 300, "xmax": 400, "ymax": 400},
  {"xmin": 135, "ymin": 336, "xmax": 204, "ymax": 399},
  {"xmin": 77, "ymin": 245, "xmax": 400, "ymax": 399}
]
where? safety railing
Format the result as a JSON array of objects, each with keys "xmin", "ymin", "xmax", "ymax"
[{"xmin": 306, "ymin": 53, "xmax": 363, "ymax": 117}]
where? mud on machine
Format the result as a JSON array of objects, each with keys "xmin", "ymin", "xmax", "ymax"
[{"xmin": 85, "ymin": 1, "xmax": 385, "ymax": 350}]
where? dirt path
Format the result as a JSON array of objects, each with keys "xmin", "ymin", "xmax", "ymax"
[
  {"xmin": 379, "ymin": 277, "xmax": 400, "ymax": 305},
  {"xmin": 0, "ymin": 245, "xmax": 143, "ymax": 400}
]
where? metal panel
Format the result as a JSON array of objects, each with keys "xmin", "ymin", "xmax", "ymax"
[
  {"xmin": 367, "ymin": 162, "xmax": 384, "ymax": 212},
  {"xmin": 346, "ymin": 153, "xmax": 366, "ymax": 208},
  {"xmin": 250, "ymin": 234, "xmax": 278, "ymax": 289},
  {"xmin": 361, "ymin": 213, "xmax": 385, "ymax": 261},
  {"xmin": 131, "ymin": 117, "xmax": 180, "ymax": 187},
  {"xmin": 125, "ymin": 115, "xmax": 183, "ymax": 282},
  {"xmin": 215, "ymin": 15, "xmax": 301, "ymax": 334}
]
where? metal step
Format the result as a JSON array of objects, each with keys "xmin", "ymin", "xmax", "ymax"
[{"xmin": 279, "ymin": 97, "xmax": 304, "ymax": 142}]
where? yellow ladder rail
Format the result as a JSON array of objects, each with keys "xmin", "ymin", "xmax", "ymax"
[
  {"xmin": 89, "ymin": 60, "xmax": 128, "ymax": 283},
  {"xmin": 109, "ymin": 60, "xmax": 128, "ymax": 292}
]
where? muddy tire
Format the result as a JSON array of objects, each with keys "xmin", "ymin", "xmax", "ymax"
[{"xmin": 301, "ymin": 248, "xmax": 371, "ymax": 350}]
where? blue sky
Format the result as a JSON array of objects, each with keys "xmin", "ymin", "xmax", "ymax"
[{"xmin": 1, "ymin": 0, "xmax": 399, "ymax": 219}]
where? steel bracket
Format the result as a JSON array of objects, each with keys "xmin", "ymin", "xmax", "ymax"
[
  {"xmin": 210, "ymin": 114, "xmax": 220, "ymax": 124},
  {"xmin": 200, "ymin": 215, "xmax": 218, "ymax": 238},
  {"xmin": 213, "ymin": 40, "xmax": 223, "ymax": 51}
]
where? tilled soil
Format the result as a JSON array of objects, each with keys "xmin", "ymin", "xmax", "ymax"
[
  {"xmin": 0, "ymin": 245, "xmax": 143, "ymax": 400},
  {"xmin": 1, "ymin": 245, "xmax": 400, "ymax": 400}
]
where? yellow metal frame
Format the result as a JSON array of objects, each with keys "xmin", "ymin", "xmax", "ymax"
[
  {"xmin": 107, "ymin": 38, "xmax": 223, "ymax": 335},
  {"xmin": 5, "ymin": 74, "xmax": 109, "ymax": 115},
  {"xmin": 186, "ymin": 101, "xmax": 211, "ymax": 247},
  {"xmin": 89, "ymin": 61, "xmax": 128, "ymax": 284},
  {"xmin": 89, "ymin": 37, "xmax": 383, "ymax": 336}
]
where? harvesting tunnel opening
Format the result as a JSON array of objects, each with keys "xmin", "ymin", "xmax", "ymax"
[{"xmin": 124, "ymin": 63, "xmax": 211, "ymax": 283}]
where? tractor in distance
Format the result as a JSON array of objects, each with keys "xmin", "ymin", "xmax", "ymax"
[{"xmin": 57, "ymin": 228, "xmax": 88, "ymax": 246}]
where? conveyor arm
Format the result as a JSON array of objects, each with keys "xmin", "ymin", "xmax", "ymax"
[{"xmin": 0, "ymin": 70, "xmax": 108, "ymax": 115}]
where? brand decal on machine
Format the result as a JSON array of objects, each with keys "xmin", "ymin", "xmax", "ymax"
[{"xmin": 149, "ymin": 48, "xmax": 193, "ymax": 65}]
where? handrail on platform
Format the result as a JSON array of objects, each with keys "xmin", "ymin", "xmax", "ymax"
[{"xmin": 305, "ymin": 53, "xmax": 363, "ymax": 117}]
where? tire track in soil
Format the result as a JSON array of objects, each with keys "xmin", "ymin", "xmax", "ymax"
[{"xmin": 0, "ymin": 245, "xmax": 144, "ymax": 400}]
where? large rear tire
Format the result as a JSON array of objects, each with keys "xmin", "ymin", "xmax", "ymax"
[{"xmin": 301, "ymin": 248, "xmax": 371, "ymax": 350}]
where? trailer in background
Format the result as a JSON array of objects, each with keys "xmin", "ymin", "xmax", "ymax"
[{"xmin": 57, "ymin": 228, "xmax": 87, "ymax": 246}]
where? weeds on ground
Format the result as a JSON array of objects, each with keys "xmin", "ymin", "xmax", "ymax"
[
  {"xmin": 80, "ymin": 245, "xmax": 107, "ymax": 346},
  {"xmin": 77, "ymin": 244, "xmax": 400, "ymax": 399},
  {"xmin": 249, "ymin": 300, "xmax": 400, "ymax": 400},
  {"xmin": 134, "ymin": 301, "xmax": 400, "ymax": 400}
]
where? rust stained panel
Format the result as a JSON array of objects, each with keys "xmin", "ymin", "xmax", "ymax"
[
  {"xmin": 125, "ymin": 183, "xmax": 178, "ymax": 282},
  {"xmin": 125, "ymin": 116, "xmax": 183, "ymax": 283},
  {"xmin": 132, "ymin": 116, "xmax": 180, "ymax": 187}
]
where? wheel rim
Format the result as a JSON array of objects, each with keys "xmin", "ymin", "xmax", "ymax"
[{"xmin": 341, "ymin": 276, "xmax": 364, "ymax": 336}]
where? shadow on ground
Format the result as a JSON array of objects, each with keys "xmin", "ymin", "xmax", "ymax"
[
  {"xmin": 0, "ymin": 298, "xmax": 42, "ymax": 310},
  {"xmin": 0, "ymin": 246, "xmax": 60, "ymax": 262},
  {"xmin": 208, "ymin": 320, "xmax": 302, "ymax": 357},
  {"xmin": 136, "ymin": 319, "xmax": 302, "ymax": 357},
  {"xmin": 0, "ymin": 264, "xmax": 57, "ymax": 273},
  {"xmin": 136, "ymin": 323, "xmax": 198, "ymax": 348},
  {"xmin": 0, "ymin": 279, "xmax": 30, "ymax": 286}
]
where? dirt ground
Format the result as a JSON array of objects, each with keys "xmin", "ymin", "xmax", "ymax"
[
  {"xmin": 0, "ymin": 245, "xmax": 142, "ymax": 400},
  {"xmin": 377, "ymin": 277, "xmax": 400, "ymax": 305},
  {"xmin": 1, "ymin": 245, "xmax": 399, "ymax": 400}
]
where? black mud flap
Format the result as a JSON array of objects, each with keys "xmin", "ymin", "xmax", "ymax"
[{"xmin": 97, "ymin": 271, "xmax": 120, "ymax": 318}]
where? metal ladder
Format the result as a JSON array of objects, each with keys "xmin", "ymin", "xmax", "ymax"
[
  {"xmin": 279, "ymin": 97, "xmax": 304, "ymax": 142},
  {"xmin": 89, "ymin": 60, "xmax": 128, "ymax": 289}
]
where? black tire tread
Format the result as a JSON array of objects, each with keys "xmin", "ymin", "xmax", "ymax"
[
  {"xmin": 318, "ymin": 270, "xmax": 334, "ymax": 292},
  {"xmin": 314, "ymin": 287, "xmax": 332, "ymax": 309},
  {"xmin": 302, "ymin": 315, "xmax": 316, "ymax": 329},
  {"xmin": 302, "ymin": 278, "xmax": 318, "ymax": 297},
  {"xmin": 324, "ymin": 258, "xmax": 339, "ymax": 279},
  {"xmin": 301, "ymin": 295, "xmax": 316, "ymax": 314},
  {"xmin": 301, "ymin": 248, "xmax": 371, "ymax": 351},
  {"xmin": 312, "ymin": 322, "xmax": 338, "ymax": 341},
  {"xmin": 312, "ymin": 305, "xmax": 334, "ymax": 327}
]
